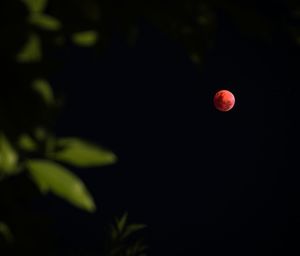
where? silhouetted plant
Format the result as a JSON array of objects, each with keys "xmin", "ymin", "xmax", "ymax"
[
  {"xmin": 0, "ymin": 0, "xmax": 117, "ymax": 252},
  {"xmin": 105, "ymin": 213, "xmax": 147, "ymax": 256}
]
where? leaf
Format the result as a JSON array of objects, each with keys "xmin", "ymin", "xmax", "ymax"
[
  {"xmin": 110, "ymin": 224, "xmax": 118, "ymax": 240},
  {"xmin": 27, "ymin": 159, "xmax": 96, "ymax": 212},
  {"xmin": 0, "ymin": 222, "xmax": 13, "ymax": 243},
  {"xmin": 45, "ymin": 135, "xmax": 56, "ymax": 156},
  {"xmin": 32, "ymin": 79, "xmax": 54, "ymax": 105},
  {"xmin": 71, "ymin": 31, "xmax": 98, "ymax": 47},
  {"xmin": 18, "ymin": 134, "xmax": 38, "ymax": 152},
  {"xmin": 29, "ymin": 14, "xmax": 61, "ymax": 31},
  {"xmin": 0, "ymin": 133, "xmax": 18, "ymax": 174},
  {"xmin": 116, "ymin": 212, "xmax": 128, "ymax": 233},
  {"xmin": 34, "ymin": 127, "xmax": 47, "ymax": 141},
  {"xmin": 53, "ymin": 138, "xmax": 117, "ymax": 167},
  {"xmin": 21, "ymin": 0, "xmax": 48, "ymax": 13},
  {"xmin": 126, "ymin": 240, "xmax": 147, "ymax": 256},
  {"xmin": 122, "ymin": 224, "xmax": 147, "ymax": 240},
  {"xmin": 16, "ymin": 33, "xmax": 42, "ymax": 63},
  {"xmin": 110, "ymin": 246, "xmax": 124, "ymax": 256}
]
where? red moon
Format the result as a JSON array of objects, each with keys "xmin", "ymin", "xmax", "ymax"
[{"xmin": 213, "ymin": 90, "xmax": 235, "ymax": 112}]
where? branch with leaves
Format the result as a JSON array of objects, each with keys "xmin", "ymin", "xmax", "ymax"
[
  {"xmin": 106, "ymin": 213, "xmax": 147, "ymax": 256},
  {"xmin": 0, "ymin": 0, "xmax": 116, "ymax": 247}
]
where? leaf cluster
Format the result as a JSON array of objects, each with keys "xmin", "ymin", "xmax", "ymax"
[{"xmin": 106, "ymin": 213, "xmax": 147, "ymax": 256}]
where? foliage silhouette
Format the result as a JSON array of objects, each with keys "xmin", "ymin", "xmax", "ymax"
[{"xmin": 105, "ymin": 213, "xmax": 147, "ymax": 256}]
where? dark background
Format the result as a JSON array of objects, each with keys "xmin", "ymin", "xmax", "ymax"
[
  {"xmin": 0, "ymin": 1, "xmax": 298, "ymax": 255},
  {"xmin": 38, "ymin": 11, "xmax": 298, "ymax": 256}
]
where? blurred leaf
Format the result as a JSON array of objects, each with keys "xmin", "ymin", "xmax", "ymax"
[
  {"xmin": 110, "ymin": 246, "xmax": 123, "ymax": 256},
  {"xmin": 190, "ymin": 53, "xmax": 201, "ymax": 64},
  {"xmin": 0, "ymin": 222, "xmax": 13, "ymax": 244},
  {"xmin": 71, "ymin": 31, "xmax": 98, "ymax": 47},
  {"xmin": 35, "ymin": 127, "xmax": 47, "ymax": 141},
  {"xmin": 29, "ymin": 14, "xmax": 61, "ymax": 31},
  {"xmin": 16, "ymin": 33, "xmax": 42, "ymax": 63},
  {"xmin": 32, "ymin": 79, "xmax": 54, "ymax": 105},
  {"xmin": 122, "ymin": 224, "xmax": 147, "ymax": 240},
  {"xmin": 18, "ymin": 134, "xmax": 38, "ymax": 152},
  {"xmin": 126, "ymin": 240, "xmax": 148, "ymax": 256},
  {"xmin": 27, "ymin": 159, "xmax": 96, "ymax": 212},
  {"xmin": 53, "ymin": 138, "xmax": 117, "ymax": 167},
  {"xmin": 83, "ymin": 0, "xmax": 101, "ymax": 22},
  {"xmin": 116, "ymin": 212, "xmax": 128, "ymax": 233},
  {"xmin": 21, "ymin": 0, "xmax": 48, "ymax": 13},
  {"xmin": 108, "ymin": 213, "xmax": 148, "ymax": 256},
  {"xmin": 0, "ymin": 133, "xmax": 18, "ymax": 174},
  {"xmin": 45, "ymin": 135, "xmax": 56, "ymax": 156},
  {"xmin": 110, "ymin": 224, "xmax": 118, "ymax": 240}
]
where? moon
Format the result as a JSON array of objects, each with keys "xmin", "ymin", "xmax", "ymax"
[{"xmin": 214, "ymin": 90, "xmax": 235, "ymax": 112}]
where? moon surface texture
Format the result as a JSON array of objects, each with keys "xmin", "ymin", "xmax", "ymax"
[{"xmin": 214, "ymin": 90, "xmax": 235, "ymax": 112}]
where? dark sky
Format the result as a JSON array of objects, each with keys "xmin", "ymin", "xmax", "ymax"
[{"xmin": 45, "ymin": 13, "xmax": 297, "ymax": 256}]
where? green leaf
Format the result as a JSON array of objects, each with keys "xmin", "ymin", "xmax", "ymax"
[
  {"xmin": 53, "ymin": 138, "xmax": 117, "ymax": 167},
  {"xmin": 122, "ymin": 224, "xmax": 147, "ymax": 240},
  {"xmin": 18, "ymin": 134, "xmax": 38, "ymax": 152},
  {"xmin": 0, "ymin": 133, "xmax": 18, "ymax": 174},
  {"xmin": 0, "ymin": 222, "xmax": 13, "ymax": 243},
  {"xmin": 29, "ymin": 14, "xmax": 61, "ymax": 31},
  {"xmin": 110, "ymin": 224, "xmax": 118, "ymax": 240},
  {"xmin": 132, "ymin": 241, "xmax": 148, "ymax": 254},
  {"xmin": 126, "ymin": 240, "xmax": 147, "ymax": 256},
  {"xmin": 32, "ymin": 79, "xmax": 54, "ymax": 105},
  {"xmin": 45, "ymin": 135, "xmax": 56, "ymax": 156},
  {"xmin": 116, "ymin": 212, "xmax": 128, "ymax": 233},
  {"xmin": 21, "ymin": 0, "xmax": 48, "ymax": 13},
  {"xmin": 16, "ymin": 33, "xmax": 42, "ymax": 63},
  {"xmin": 27, "ymin": 159, "xmax": 96, "ymax": 212},
  {"xmin": 71, "ymin": 31, "xmax": 98, "ymax": 47},
  {"xmin": 34, "ymin": 127, "xmax": 47, "ymax": 141}
]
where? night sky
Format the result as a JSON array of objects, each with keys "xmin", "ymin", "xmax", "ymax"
[{"xmin": 42, "ymin": 12, "xmax": 297, "ymax": 256}]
